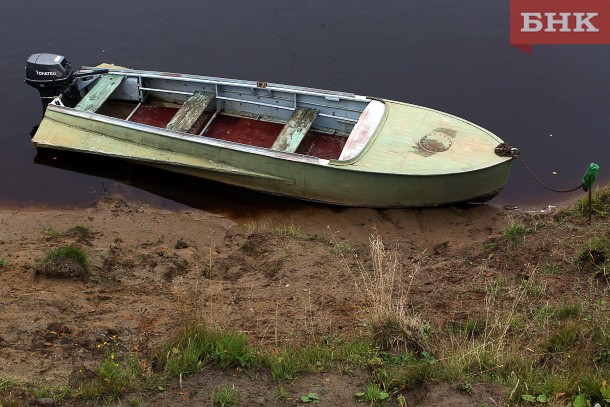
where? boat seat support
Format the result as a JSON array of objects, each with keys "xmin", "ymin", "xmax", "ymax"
[
  {"xmin": 271, "ymin": 107, "xmax": 319, "ymax": 153},
  {"xmin": 166, "ymin": 91, "xmax": 215, "ymax": 134},
  {"xmin": 75, "ymin": 74, "xmax": 126, "ymax": 113}
]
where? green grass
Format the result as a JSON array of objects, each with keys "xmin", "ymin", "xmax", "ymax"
[
  {"xmin": 503, "ymin": 222, "xmax": 532, "ymax": 244},
  {"xmin": 555, "ymin": 304, "xmax": 581, "ymax": 320},
  {"xmin": 80, "ymin": 353, "xmax": 143, "ymax": 401},
  {"xmin": 156, "ymin": 323, "xmax": 256, "ymax": 376},
  {"xmin": 43, "ymin": 227, "xmax": 61, "ymax": 239},
  {"xmin": 579, "ymin": 236, "xmax": 608, "ymax": 265},
  {"xmin": 574, "ymin": 186, "xmax": 610, "ymax": 217},
  {"xmin": 275, "ymin": 224, "xmax": 305, "ymax": 239},
  {"xmin": 541, "ymin": 262, "xmax": 565, "ymax": 275},
  {"xmin": 355, "ymin": 383, "xmax": 389, "ymax": 405},
  {"xmin": 43, "ymin": 244, "xmax": 89, "ymax": 272},
  {"xmin": 213, "ymin": 384, "xmax": 239, "ymax": 406},
  {"xmin": 268, "ymin": 340, "xmax": 376, "ymax": 382},
  {"xmin": 25, "ymin": 384, "xmax": 75, "ymax": 404},
  {"xmin": 66, "ymin": 224, "xmax": 90, "ymax": 235}
]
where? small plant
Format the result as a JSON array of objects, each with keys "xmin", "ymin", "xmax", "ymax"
[
  {"xmin": 574, "ymin": 186, "xmax": 610, "ymax": 217},
  {"xmin": 555, "ymin": 304, "xmax": 581, "ymax": 320},
  {"xmin": 546, "ymin": 323, "xmax": 579, "ymax": 353},
  {"xmin": 541, "ymin": 262, "xmax": 565, "ymax": 275},
  {"xmin": 269, "ymin": 352, "xmax": 301, "ymax": 382},
  {"xmin": 503, "ymin": 223, "xmax": 532, "ymax": 244},
  {"xmin": 276, "ymin": 386, "xmax": 290, "ymax": 401},
  {"xmin": 579, "ymin": 236, "xmax": 608, "ymax": 265},
  {"xmin": 461, "ymin": 381, "xmax": 472, "ymax": 394},
  {"xmin": 521, "ymin": 393, "xmax": 548, "ymax": 403},
  {"xmin": 43, "ymin": 227, "xmax": 61, "ymax": 239},
  {"xmin": 67, "ymin": 224, "xmax": 90, "ymax": 234},
  {"xmin": 81, "ymin": 353, "xmax": 142, "ymax": 401},
  {"xmin": 0, "ymin": 259, "xmax": 5, "ymax": 268},
  {"xmin": 39, "ymin": 245, "xmax": 90, "ymax": 279},
  {"xmin": 299, "ymin": 392, "xmax": 320, "ymax": 403},
  {"xmin": 355, "ymin": 383, "xmax": 389, "ymax": 404},
  {"xmin": 213, "ymin": 384, "xmax": 239, "ymax": 406},
  {"xmin": 276, "ymin": 224, "xmax": 304, "ymax": 239}
]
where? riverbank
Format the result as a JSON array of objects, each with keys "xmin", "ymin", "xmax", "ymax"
[{"xmin": 0, "ymin": 192, "xmax": 608, "ymax": 406}]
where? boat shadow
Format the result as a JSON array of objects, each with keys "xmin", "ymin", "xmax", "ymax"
[{"xmin": 32, "ymin": 148, "xmax": 332, "ymax": 217}]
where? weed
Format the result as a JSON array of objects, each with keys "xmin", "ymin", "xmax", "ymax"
[
  {"xmin": 157, "ymin": 323, "xmax": 255, "ymax": 376},
  {"xmin": 355, "ymin": 383, "xmax": 389, "ymax": 405},
  {"xmin": 333, "ymin": 241, "xmax": 355, "ymax": 253},
  {"xmin": 520, "ymin": 278, "xmax": 546, "ymax": 298},
  {"xmin": 276, "ymin": 386, "xmax": 290, "ymax": 401},
  {"xmin": 66, "ymin": 224, "xmax": 89, "ymax": 235},
  {"xmin": 541, "ymin": 262, "xmax": 565, "ymax": 275},
  {"xmin": 269, "ymin": 340, "xmax": 375, "ymax": 381},
  {"xmin": 213, "ymin": 384, "xmax": 239, "ymax": 406},
  {"xmin": 0, "ymin": 259, "xmax": 5, "ymax": 268},
  {"xmin": 43, "ymin": 227, "xmax": 61, "ymax": 239},
  {"xmin": 299, "ymin": 392, "xmax": 320, "ymax": 403},
  {"xmin": 579, "ymin": 236, "xmax": 608, "ymax": 265},
  {"xmin": 276, "ymin": 224, "xmax": 305, "ymax": 239},
  {"xmin": 269, "ymin": 351, "xmax": 302, "ymax": 382},
  {"xmin": 555, "ymin": 304, "xmax": 581, "ymax": 320},
  {"xmin": 26, "ymin": 384, "xmax": 74, "ymax": 403},
  {"xmin": 485, "ymin": 275, "xmax": 508, "ymax": 297},
  {"xmin": 503, "ymin": 222, "xmax": 532, "ymax": 245},
  {"xmin": 80, "ymin": 353, "xmax": 142, "ymax": 401},
  {"xmin": 546, "ymin": 322, "xmax": 580, "ymax": 353},
  {"xmin": 573, "ymin": 186, "xmax": 610, "ymax": 217}
]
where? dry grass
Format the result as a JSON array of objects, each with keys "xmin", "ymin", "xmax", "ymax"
[{"xmin": 354, "ymin": 235, "xmax": 425, "ymax": 354}]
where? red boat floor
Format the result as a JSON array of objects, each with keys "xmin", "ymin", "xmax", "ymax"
[
  {"xmin": 296, "ymin": 131, "xmax": 347, "ymax": 160},
  {"xmin": 130, "ymin": 106, "xmax": 179, "ymax": 128},
  {"xmin": 99, "ymin": 101, "xmax": 347, "ymax": 159}
]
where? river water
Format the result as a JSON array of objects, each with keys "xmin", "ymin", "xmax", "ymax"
[{"xmin": 1, "ymin": 0, "xmax": 609, "ymax": 211}]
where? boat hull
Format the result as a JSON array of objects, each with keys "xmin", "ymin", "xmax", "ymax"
[{"xmin": 33, "ymin": 106, "xmax": 513, "ymax": 207}]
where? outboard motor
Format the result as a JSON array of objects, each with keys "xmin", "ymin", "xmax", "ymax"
[{"xmin": 25, "ymin": 53, "xmax": 80, "ymax": 111}]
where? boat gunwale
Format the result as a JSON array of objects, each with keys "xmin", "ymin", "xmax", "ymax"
[{"xmin": 83, "ymin": 66, "xmax": 370, "ymax": 102}]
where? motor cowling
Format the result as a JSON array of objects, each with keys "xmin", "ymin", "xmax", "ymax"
[{"xmin": 25, "ymin": 53, "xmax": 78, "ymax": 110}]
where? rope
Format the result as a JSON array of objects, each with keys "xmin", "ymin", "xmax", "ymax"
[{"xmin": 518, "ymin": 154, "xmax": 582, "ymax": 193}]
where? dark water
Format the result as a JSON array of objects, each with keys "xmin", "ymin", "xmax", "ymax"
[{"xmin": 1, "ymin": 0, "xmax": 609, "ymax": 212}]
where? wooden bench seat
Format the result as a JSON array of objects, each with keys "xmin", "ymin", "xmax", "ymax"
[
  {"xmin": 166, "ymin": 91, "xmax": 215, "ymax": 134},
  {"xmin": 75, "ymin": 74, "xmax": 125, "ymax": 113},
  {"xmin": 271, "ymin": 107, "xmax": 319, "ymax": 153}
]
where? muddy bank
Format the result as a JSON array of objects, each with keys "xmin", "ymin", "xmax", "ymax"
[{"xmin": 1, "ymin": 195, "xmax": 607, "ymax": 405}]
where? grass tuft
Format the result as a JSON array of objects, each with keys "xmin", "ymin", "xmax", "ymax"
[
  {"xmin": 156, "ymin": 323, "xmax": 256, "ymax": 376},
  {"xmin": 43, "ymin": 245, "xmax": 89, "ymax": 271},
  {"xmin": 80, "ymin": 353, "xmax": 142, "ymax": 401},
  {"xmin": 357, "ymin": 235, "xmax": 425, "ymax": 354},
  {"xmin": 579, "ymin": 236, "xmax": 608, "ymax": 265},
  {"xmin": 213, "ymin": 384, "xmax": 239, "ymax": 406},
  {"xmin": 503, "ymin": 222, "xmax": 532, "ymax": 245}
]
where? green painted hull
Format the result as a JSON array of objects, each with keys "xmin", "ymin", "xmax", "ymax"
[{"xmin": 33, "ymin": 104, "xmax": 513, "ymax": 207}]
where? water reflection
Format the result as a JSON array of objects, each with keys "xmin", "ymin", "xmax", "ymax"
[{"xmin": 32, "ymin": 148, "xmax": 324, "ymax": 218}]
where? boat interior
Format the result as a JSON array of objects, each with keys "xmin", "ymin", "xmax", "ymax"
[{"xmin": 65, "ymin": 71, "xmax": 386, "ymax": 161}]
